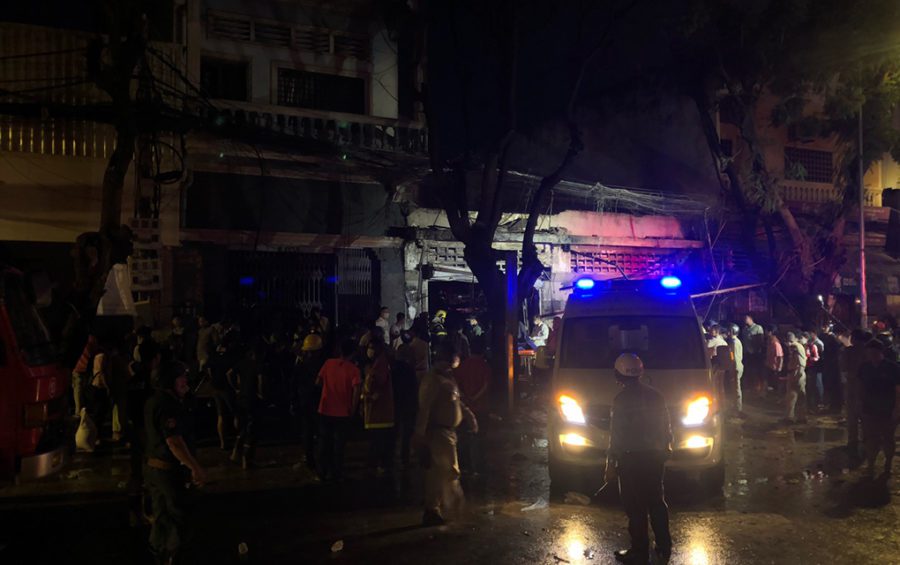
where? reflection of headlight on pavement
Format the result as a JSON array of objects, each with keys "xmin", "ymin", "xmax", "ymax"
[
  {"xmin": 566, "ymin": 538, "xmax": 585, "ymax": 561},
  {"xmin": 689, "ymin": 544, "xmax": 710, "ymax": 565},
  {"xmin": 559, "ymin": 395, "xmax": 586, "ymax": 424},
  {"xmin": 560, "ymin": 433, "xmax": 593, "ymax": 447},
  {"xmin": 680, "ymin": 435, "xmax": 713, "ymax": 450},
  {"xmin": 682, "ymin": 395, "xmax": 711, "ymax": 427}
]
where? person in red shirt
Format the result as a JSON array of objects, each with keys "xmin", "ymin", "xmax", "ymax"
[
  {"xmin": 316, "ymin": 339, "xmax": 362, "ymax": 481},
  {"xmin": 454, "ymin": 338, "xmax": 490, "ymax": 475}
]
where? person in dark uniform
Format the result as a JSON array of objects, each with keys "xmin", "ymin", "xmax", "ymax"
[
  {"xmin": 604, "ymin": 353, "xmax": 673, "ymax": 564},
  {"xmin": 230, "ymin": 343, "xmax": 263, "ymax": 469},
  {"xmin": 144, "ymin": 361, "xmax": 207, "ymax": 565},
  {"xmin": 295, "ymin": 334, "xmax": 326, "ymax": 471},
  {"xmin": 858, "ymin": 339, "xmax": 900, "ymax": 478}
]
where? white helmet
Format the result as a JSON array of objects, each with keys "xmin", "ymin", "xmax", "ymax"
[{"xmin": 614, "ymin": 353, "xmax": 644, "ymax": 378}]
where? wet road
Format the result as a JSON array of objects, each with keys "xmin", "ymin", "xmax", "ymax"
[{"xmin": 1, "ymin": 388, "xmax": 898, "ymax": 565}]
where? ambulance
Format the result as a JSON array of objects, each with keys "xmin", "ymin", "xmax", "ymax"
[{"xmin": 548, "ymin": 276, "xmax": 725, "ymax": 492}]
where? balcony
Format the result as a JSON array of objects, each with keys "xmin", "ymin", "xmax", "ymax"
[{"xmin": 205, "ymin": 100, "xmax": 428, "ymax": 156}]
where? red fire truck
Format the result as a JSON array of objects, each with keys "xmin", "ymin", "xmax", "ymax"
[{"xmin": 0, "ymin": 266, "xmax": 68, "ymax": 480}]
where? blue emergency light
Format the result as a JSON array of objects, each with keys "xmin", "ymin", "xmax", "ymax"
[
  {"xmin": 660, "ymin": 276, "xmax": 682, "ymax": 289},
  {"xmin": 574, "ymin": 277, "xmax": 596, "ymax": 290}
]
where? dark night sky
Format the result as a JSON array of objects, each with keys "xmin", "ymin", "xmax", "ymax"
[{"xmin": 425, "ymin": 0, "xmax": 719, "ymax": 198}]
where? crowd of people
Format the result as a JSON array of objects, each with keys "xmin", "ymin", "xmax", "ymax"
[
  {"xmin": 704, "ymin": 314, "xmax": 900, "ymax": 476},
  {"xmin": 67, "ymin": 305, "xmax": 492, "ymax": 561}
]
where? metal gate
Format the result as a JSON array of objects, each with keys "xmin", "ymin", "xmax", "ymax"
[
  {"xmin": 335, "ymin": 249, "xmax": 379, "ymax": 327},
  {"xmin": 228, "ymin": 251, "xmax": 337, "ymax": 331}
]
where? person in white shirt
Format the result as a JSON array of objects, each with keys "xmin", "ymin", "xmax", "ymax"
[
  {"xmin": 374, "ymin": 307, "xmax": 391, "ymax": 344},
  {"xmin": 530, "ymin": 316, "xmax": 549, "ymax": 348},
  {"xmin": 706, "ymin": 325, "xmax": 728, "ymax": 359},
  {"xmin": 390, "ymin": 312, "xmax": 406, "ymax": 343},
  {"xmin": 728, "ymin": 324, "xmax": 744, "ymax": 413}
]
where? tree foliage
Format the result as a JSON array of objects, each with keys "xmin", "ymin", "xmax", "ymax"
[{"xmin": 666, "ymin": 0, "xmax": 900, "ymax": 304}]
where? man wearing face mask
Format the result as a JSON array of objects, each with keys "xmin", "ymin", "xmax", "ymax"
[
  {"xmin": 414, "ymin": 342, "xmax": 478, "ymax": 526},
  {"xmin": 144, "ymin": 361, "xmax": 207, "ymax": 565}
]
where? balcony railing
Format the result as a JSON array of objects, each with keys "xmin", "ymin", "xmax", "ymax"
[
  {"xmin": 206, "ymin": 100, "xmax": 428, "ymax": 156},
  {"xmin": 0, "ymin": 23, "xmax": 186, "ymax": 159},
  {"xmin": 781, "ymin": 180, "xmax": 883, "ymax": 207},
  {"xmin": 781, "ymin": 180, "xmax": 839, "ymax": 203}
]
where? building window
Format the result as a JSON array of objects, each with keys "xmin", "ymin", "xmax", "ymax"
[
  {"xmin": 276, "ymin": 69, "xmax": 365, "ymax": 114},
  {"xmin": 784, "ymin": 147, "xmax": 833, "ymax": 184},
  {"xmin": 200, "ymin": 58, "xmax": 249, "ymax": 101}
]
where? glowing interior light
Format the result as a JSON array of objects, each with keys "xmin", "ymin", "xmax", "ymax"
[
  {"xmin": 660, "ymin": 276, "xmax": 682, "ymax": 289},
  {"xmin": 574, "ymin": 278, "xmax": 595, "ymax": 290}
]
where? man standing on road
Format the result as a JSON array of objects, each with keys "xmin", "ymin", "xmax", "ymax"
[
  {"xmin": 375, "ymin": 307, "xmax": 392, "ymax": 345},
  {"xmin": 144, "ymin": 361, "xmax": 207, "ymax": 565},
  {"xmin": 818, "ymin": 325, "xmax": 843, "ymax": 414},
  {"xmin": 843, "ymin": 330, "xmax": 869, "ymax": 457},
  {"xmin": 764, "ymin": 326, "xmax": 784, "ymax": 396},
  {"xmin": 741, "ymin": 315, "xmax": 765, "ymax": 390},
  {"xmin": 453, "ymin": 338, "xmax": 491, "ymax": 476},
  {"xmin": 415, "ymin": 342, "xmax": 477, "ymax": 526},
  {"xmin": 784, "ymin": 332, "xmax": 808, "ymax": 424},
  {"xmin": 317, "ymin": 339, "xmax": 362, "ymax": 482},
  {"xmin": 604, "ymin": 353, "xmax": 673, "ymax": 564},
  {"xmin": 728, "ymin": 325, "xmax": 745, "ymax": 415},
  {"xmin": 858, "ymin": 340, "xmax": 900, "ymax": 478},
  {"xmin": 230, "ymin": 344, "xmax": 263, "ymax": 469}
]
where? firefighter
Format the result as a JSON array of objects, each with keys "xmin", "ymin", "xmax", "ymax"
[
  {"xmin": 144, "ymin": 361, "xmax": 207, "ymax": 565},
  {"xmin": 414, "ymin": 341, "xmax": 477, "ymax": 526},
  {"xmin": 604, "ymin": 353, "xmax": 673, "ymax": 564},
  {"xmin": 430, "ymin": 310, "xmax": 448, "ymax": 345}
]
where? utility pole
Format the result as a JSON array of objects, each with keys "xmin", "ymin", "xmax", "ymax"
[{"xmin": 858, "ymin": 104, "xmax": 868, "ymax": 330}]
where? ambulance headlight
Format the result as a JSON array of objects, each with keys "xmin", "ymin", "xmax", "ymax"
[
  {"xmin": 682, "ymin": 395, "xmax": 711, "ymax": 427},
  {"xmin": 558, "ymin": 395, "xmax": 586, "ymax": 425}
]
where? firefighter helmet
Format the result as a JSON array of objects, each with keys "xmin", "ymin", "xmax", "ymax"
[{"xmin": 302, "ymin": 334, "xmax": 323, "ymax": 352}]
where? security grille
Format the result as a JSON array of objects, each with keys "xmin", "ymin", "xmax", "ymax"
[
  {"xmin": 337, "ymin": 249, "xmax": 372, "ymax": 296},
  {"xmin": 784, "ymin": 147, "xmax": 834, "ymax": 184},
  {"xmin": 426, "ymin": 245, "xmax": 467, "ymax": 269},
  {"xmin": 570, "ymin": 249, "xmax": 678, "ymax": 278},
  {"xmin": 277, "ymin": 69, "xmax": 366, "ymax": 114},
  {"xmin": 230, "ymin": 251, "xmax": 334, "ymax": 311}
]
